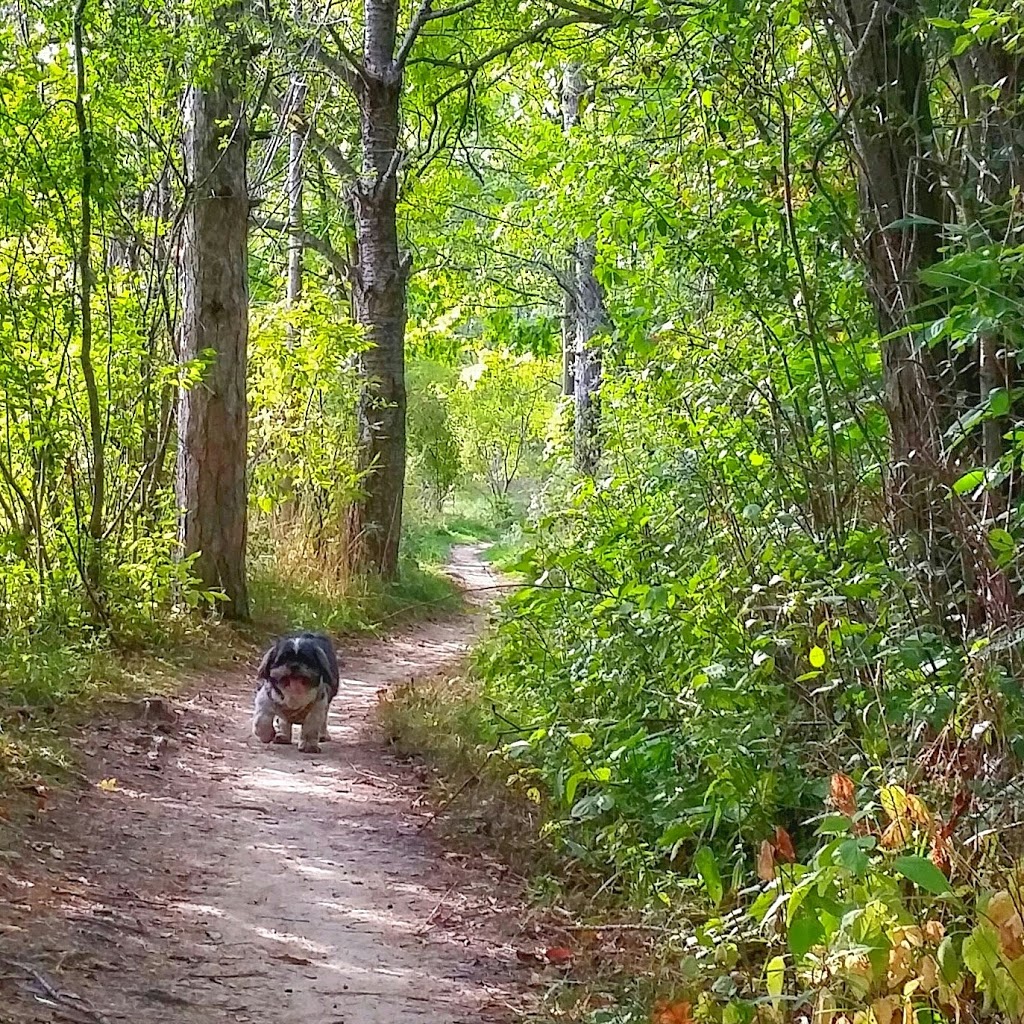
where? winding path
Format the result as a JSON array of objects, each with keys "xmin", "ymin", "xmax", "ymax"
[{"xmin": 0, "ymin": 545, "xmax": 520, "ymax": 1023}]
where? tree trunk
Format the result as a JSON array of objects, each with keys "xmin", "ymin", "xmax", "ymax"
[
  {"xmin": 834, "ymin": 0, "xmax": 947, "ymax": 539},
  {"xmin": 72, "ymin": 0, "xmax": 105, "ymax": 602},
  {"xmin": 345, "ymin": 0, "xmax": 410, "ymax": 580},
  {"xmin": 572, "ymin": 236, "xmax": 605, "ymax": 475},
  {"xmin": 177, "ymin": 7, "xmax": 251, "ymax": 620},
  {"xmin": 561, "ymin": 64, "xmax": 607, "ymax": 476},
  {"xmin": 286, "ymin": 0, "xmax": 306, "ymax": 324}
]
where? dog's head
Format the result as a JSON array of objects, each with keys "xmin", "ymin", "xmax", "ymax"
[{"xmin": 257, "ymin": 632, "xmax": 340, "ymax": 701}]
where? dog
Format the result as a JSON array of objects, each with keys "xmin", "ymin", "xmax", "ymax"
[{"xmin": 252, "ymin": 632, "xmax": 340, "ymax": 754}]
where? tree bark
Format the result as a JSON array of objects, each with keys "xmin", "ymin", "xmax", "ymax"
[
  {"xmin": 177, "ymin": 4, "xmax": 251, "ymax": 619},
  {"xmin": 561, "ymin": 64, "xmax": 607, "ymax": 476},
  {"xmin": 72, "ymin": 0, "xmax": 105, "ymax": 600},
  {"xmin": 834, "ymin": 0, "xmax": 947, "ymax": 538},
  {"xmin": 286, "ymin": 0, "xmax": 306, "ymax": 324},
  {"xmin": 344, "ymin": 0, "xmax": 410, "ymax": 580}
]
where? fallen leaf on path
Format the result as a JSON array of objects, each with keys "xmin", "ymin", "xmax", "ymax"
[
  {"xmin": 272, "ymin": 952, "xmax": 314, "ymax": 965},
  {"xmin": 97, "ymin": 778, "xmax": 119, "ymax": 792},
  {"xmin": 545, "ymin": 946, "xmax": 573, "ymax": 965}
]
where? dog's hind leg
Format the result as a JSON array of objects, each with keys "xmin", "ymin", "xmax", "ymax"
[
  {"xmin": 273, "ymin": 717, "xmax": 292, "ymax": 744},
  {"xmin": 298, "ymin": 698, "xmax": 328, "ymax": 754},
  {"xmin": 319, "ymin": 705, "xmax": 332, "ymax": 743}
]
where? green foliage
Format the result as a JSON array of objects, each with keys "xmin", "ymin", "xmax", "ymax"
[
  {"xmin": 407, "ymin": 359, "xmax": 464, "ymax": 513},
  {"xmin": 449, "ymin": 350, "xmax": 558, "ymax": 504}
]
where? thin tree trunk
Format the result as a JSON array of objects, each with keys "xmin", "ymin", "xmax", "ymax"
[
  {"xmin": 73, "ymin": 0, "xmax": 105, "ymax": 599},
  {"xmin": 286, "ymin": 0, "xmax": 306, "ymax": 325},
  {"xmin": 561, "ymin": 64, "xmax": 607, "ymax": 476},
  {"xmin": 177, "ymin": 3, "xmax": 251, "ymax": 619},
  {"xmin": 561, "ymin": 283, "xmax": 575, "ymax": 396},
  {"xmin": 345, "ymin": 0, "xmax": 410, "ymax": 580}
]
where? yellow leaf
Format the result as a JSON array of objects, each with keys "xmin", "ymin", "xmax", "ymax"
[
  {"xmin": 881, "ymin": 785, "xmax": 910, "ymax": 823},
  {"xmin": 809, "ymin": 645, "xmax": 826, "ymax": 668},
  {"xmin": 918, "ymin": 955, "xmax": 939, "ymax": 992},
  {"xmin": 906, "ymin": 795, "xmax": 934, "ymax": 832},
  {"xmin": 97, "ymin": 778, "xmax": 119, "ymax": 792}
]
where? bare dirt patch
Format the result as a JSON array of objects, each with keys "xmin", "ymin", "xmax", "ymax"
[{"xmin": 0, "ymin": 545, "xmax": 531, "ymax": 1024}]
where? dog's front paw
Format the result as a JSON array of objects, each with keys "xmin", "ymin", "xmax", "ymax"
[
  {"xmin": 253, "ymin": 718, "xmax": 276, "ymax": 743},
  {"xmin": 272, "ymin": 732, "xmax": 292, "ymax": 745},
  {"xmin": 297, "ymin": 740, "xmax": 321, "ymax": 754},
  {"xmin": 319, "ymin": 729, "xmax": 331, "ymax": 743}
]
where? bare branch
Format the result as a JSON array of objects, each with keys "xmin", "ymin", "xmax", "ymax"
[
  {"xmin": 408, "ymin": 14, "xmax": 591, "ymax": 73},
  {"xmin": 395, "ymin": 0, "xmax": 481, "ymax": 71},
  {"xmin": 268, "ymin": 89, "xmax": 358, "ymax": 180},
  {"xmin": 252, "ymin": 216, "xmax": 349, "ymax": 278}
]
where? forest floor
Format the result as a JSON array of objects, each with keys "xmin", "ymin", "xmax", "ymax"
[{"xmin": 0, "ymin": 545, "xmax": 540, "ymax": 1024}]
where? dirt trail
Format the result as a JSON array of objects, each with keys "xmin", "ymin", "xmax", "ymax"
[{"xmin": 0, "ymin": 545, "xmax": 523, "ymax": 1023}]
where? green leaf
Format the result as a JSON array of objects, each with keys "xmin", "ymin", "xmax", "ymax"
[
  {"xmin": 894, "ymin": 855, "xmax": 951, "ymax": 894},
  {"xmin": 788, "ymin": 906, "xmax": 824, "ymax": 957},
  {"xmin": 937, "ymin": 935, "xmax": 960, "ymax": 984},
  {"xmin": 766, "ymin": 955, "xmax": 786, "ymax": 1005},
  {"xmin": 809, "ymin": 646, "xmax": 826, "ymax": 668},
  {"xmin": 836, "ymin": 838, "xmax": 869, "ymax": 876},
  {"xmin": 568, "ymin": 732, "xmax": 593, "ymax": 751},
  {"xmin": 952, "ymin": 469, "xmax": 985, "ymax": 495},
  {"xmin": 693, "ymin": 846, "xmax": 723, "ymax": 905},
  {"xmin": 815, "ymin": 815, "xmax": 853, "ymax": 835},
  {"xmin": 988, "ymin": 387, "xmax": 1011, "ymax": 417}
]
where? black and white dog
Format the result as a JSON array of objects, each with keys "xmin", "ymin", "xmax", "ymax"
[{"xmin": 252, "ymin": 632, "xmax": 340, "ymax": 754}]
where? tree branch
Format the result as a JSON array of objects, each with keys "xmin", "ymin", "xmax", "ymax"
[
  {"xmin": 394, "ymin": 0, "xmax": 481, "ymax": 71},
  {"xmin": 268, "ymin": 88, "xmax": 358, "ymax": 180},
  {"xmin": 252, "ymin": 216, "xmax": 349, "ymax": 278}
]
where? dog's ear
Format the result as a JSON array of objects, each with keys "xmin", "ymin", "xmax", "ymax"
[
  {"xmin": 310, "ymin": 643, "xmax": 335, "ymax": 684},
  {"xmin": 256, "ymin": 642, "xmax": 278, "ymax": 680}
]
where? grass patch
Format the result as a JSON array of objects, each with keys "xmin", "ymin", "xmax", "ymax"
[
  {"xmin": 402, "ymin": 515, "xmax": 501, "ymax": 567},
  {"xmin": 376, "ymin": 668, "xmax": 553, "ymax": 874},
  {"xmin": 249, "ymin": 559, "xmax": 462, "ymax": 638}
]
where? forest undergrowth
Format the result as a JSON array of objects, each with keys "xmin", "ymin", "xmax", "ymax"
[{"xmin": 383, "ymin": 379, "xmax": 1024, "ymax": 1024}]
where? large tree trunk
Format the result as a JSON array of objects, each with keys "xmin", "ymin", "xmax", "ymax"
[
  {"xmin": 561, "ymin": 64, "xmax": 607, "ymax": 476},
  {"xmin": 345, "ymin": 0, "xmax": 410, "ymax": 580},
  {"xmin": 835, "ymin": 0, "xmax": 1022, "ymax": 626},
  {"xmin": 835, "ymin": 0, "xmax": 948, "ymax": 538},
  {"xmin": 177, "ymin": 11, "xmax": 251, "ymax": 620}
]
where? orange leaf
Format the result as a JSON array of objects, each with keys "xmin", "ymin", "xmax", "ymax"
[
  {"xmin": 930, "ymin": 833, "xmax": 951, "ymax": 876},
  {"xmin": 880, "ymin": 819, "xmax": 912, "ymax": 850},
  {"xmin": 830, "ymin": 773, "xmax": 857, "ymax": 816},
  {"xmin": 756, "ymin": 839, "xmax": 776, "ymax": 881},
  {"xmin": 545, "ymin": 946, "xmax": 573, "ymax": 965},
  {"xmin": 774, "ymin": 826, "xmax": 797, "ymax": 864},
  {"xmin": 653, "ymin": 1000, "xmax": 693, "ymax": 1024}
]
